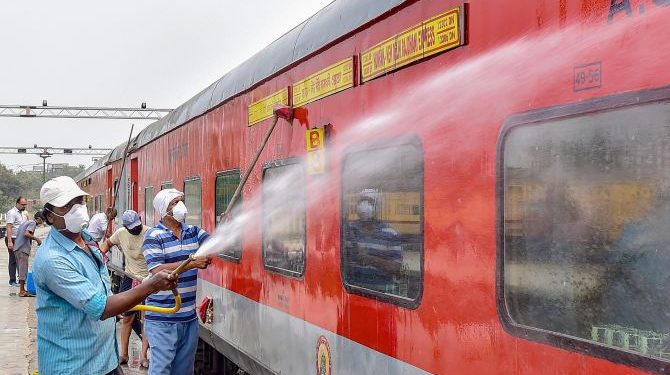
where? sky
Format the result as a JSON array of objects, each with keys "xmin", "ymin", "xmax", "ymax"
[{"xmin": 0, "ymin": 0, "xmax": 333, "ymax": 171}]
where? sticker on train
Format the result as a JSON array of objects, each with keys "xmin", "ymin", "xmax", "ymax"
[
  {"xmin": 306, "ymin": 128, "xmax": 326, "ymax": 175},
  {"xmin": 361, "ymin": 5, "xmax": 466, "ymax": 83},
  {"xmin": 573, "ymin": 62, "xmax": 602, "ymax": 92},
  {"xmin": 248, "ymin": 88, "xmax": 290, "ymax": 126},
  {"xmin": 316, "ymin": 336, "xmax": 332, "ymax": 375}
]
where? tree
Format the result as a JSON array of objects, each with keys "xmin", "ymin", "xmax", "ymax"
[
  {"xmin": 0, "ymin": 163, "xmax": 85, "ymax": 215},
  {"xmin": 0, "ymin": 164, "xmax": 23, "ymax": 213}
]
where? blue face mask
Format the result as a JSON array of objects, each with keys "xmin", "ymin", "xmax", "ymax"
[{"xmin": 356, "ymin": 200, "xmax": 375, "ymax": 221}]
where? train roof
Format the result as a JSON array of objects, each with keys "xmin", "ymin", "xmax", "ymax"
[{"xmin": 77, "ymin": 0, "xmax": 407, "ymax": 181}]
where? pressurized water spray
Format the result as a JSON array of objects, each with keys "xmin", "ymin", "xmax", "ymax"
[{"xmin": 129, "ymin": 105, "xmax": 294, "ymax": 314}]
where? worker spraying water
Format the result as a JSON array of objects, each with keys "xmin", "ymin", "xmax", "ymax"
[
  {"xmin": 139, "ymin": 188, "xmax": 213, "ymax": 374},
  {"xmin": 123, "ymin": 105, "xmax": 294, "ymax": 374}
]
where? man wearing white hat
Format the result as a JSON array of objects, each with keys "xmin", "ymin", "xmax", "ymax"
[{"xmin": 32, "ymin": 176, "xmax": 178, "ymax": 375}]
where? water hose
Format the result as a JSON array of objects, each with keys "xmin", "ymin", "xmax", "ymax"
[
  {"xmin": 129, "ymin": 289, "xmax": 182, "ymax": 313},
  {"xmin": 125, "ymin": 256, "xmax": 194, "ymax": 313}
]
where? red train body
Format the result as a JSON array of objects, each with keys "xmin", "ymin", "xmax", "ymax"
[{"xmin": 77, "ymin": 0, "xmax": 670, "ymax": 373}]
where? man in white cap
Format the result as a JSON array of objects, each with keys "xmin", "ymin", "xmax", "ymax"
[
  {"xmin": 100, "ymin": 209, "xmax": 151, "ymax": 368},
  {"xmin": 142, "ymin": 188, "xmax": 212, "ymax": 375},
  {"xmin": 32, "ymin": 176, "xmax": 178, "ymax": 375},
  {"xmin": 88, "ymin": 206, "xmax": 118, "ymax": 243}
]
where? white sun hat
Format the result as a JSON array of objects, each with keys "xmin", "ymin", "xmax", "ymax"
[{"xmin": 40, "ymin": 176, "xmax": 89, "ymax": 208}]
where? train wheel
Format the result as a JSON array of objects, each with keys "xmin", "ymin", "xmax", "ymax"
[{"xmin": 194, "ymin": 338, "xmax": 244, "ymax": 375}]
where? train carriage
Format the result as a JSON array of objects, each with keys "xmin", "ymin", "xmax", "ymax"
[{"xmin": 76, "ymin": 0, "xmax": 670, "ymax": 373}]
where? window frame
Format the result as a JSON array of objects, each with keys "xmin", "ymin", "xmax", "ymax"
[
  {"xmin": 144, "ymin": 186, "xmax": 154, "ymax": 227},
  {"xmin": 160, "ymin": 181, "xmax": 173, "ymax": 191},
  {"xmin": 339, "ymin": 136, "xmax": 425, "ymax": 309},
  {"xmin": 261, "ymin": 158, "xmax": 306, "ymax": 279},
  {"xmin": 215, "ymin": 169, "xmax": 243, "ymax": 263},
  {"xmin": 496, "ymin": 85, "xmax": 670, "ymax": 374},
  {"xmin": 112, "ymin": 178, "xmax": 121, "ymax": 214},
  {"xmin": 183, "ymin": 176, "xmax": 202, "ymax": 227}
]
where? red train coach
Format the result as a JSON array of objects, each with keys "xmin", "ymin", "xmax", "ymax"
[{"xmin": 76, "ymin": 0, "xmax": 670, "ymax": 373}]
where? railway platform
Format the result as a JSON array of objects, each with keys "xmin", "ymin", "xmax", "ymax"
[
  {"xmin": 0, "ymin": 238, "xmax": 38, "ymax": 375},
  {"xmin": 0, "ymin": 234, "xmax": 147, "ymax": 375}
]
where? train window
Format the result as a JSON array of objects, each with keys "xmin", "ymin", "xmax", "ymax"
[
  {"xmin": 262, "ymin": 159, "xmax": 305, "ymax": 277},
  {"xmin": 501, "ymin": 100, "xmax": 670, "ymax": 367},
  {"xmin": 86, "ymin": 195, "xmax": 93, "ymax": 216},
  {"xmin": 215, "ymin": 170, "xmax": 242, "ymax": 261},
  {"xmin": 160, "ymin": 181, "xmax": 173, "ymax": 190},
  {"xmin": 183, "ymin": 177, "xmax": 202, "ymax": 227},
  {"xmin": 145, "ymin": 186, "xmax": 154, "ymax": 227},
  {"xmin": 94, "ymin": 195, "xmax": 99, "ymax": 212},
  {"xmin": 113, "ymin": 178, "xmax": 119, "ymax": 212},
  {"xmin": 341, "ymin": 139, "xmax": 423, "ymax": 307}
]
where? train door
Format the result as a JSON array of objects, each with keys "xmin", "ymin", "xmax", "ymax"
[
  {"xmin": 107, "ymin": 168, "xmax": 113, "ymax": 211},
  {"xmin": 131, "ymin": 157, "xmax": 138, "ymax": 211}
]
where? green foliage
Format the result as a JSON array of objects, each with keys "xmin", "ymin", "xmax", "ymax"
[
  {"xmin": 0, "ymin": 164, "xmax": 22, "ymax": 213},
  {"xmin": 0, "ymin": 163, "xmax": 85, "ymax": 215}
]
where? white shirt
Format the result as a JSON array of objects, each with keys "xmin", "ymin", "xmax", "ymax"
[
  {"xmin": 5, "ymin": 207, "xmax": 28, "ymax": 239},
  {"xmin": 87, "ymin": 213, "xmax": 108, "ymax": 242}
]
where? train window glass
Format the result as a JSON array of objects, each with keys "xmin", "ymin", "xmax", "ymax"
[
  {"xmin": 262, "ymin": 160, "xmax": 305, "ymax": 277},
  {"xmin": 160, "ymin": 182, "xmax": 173, "ymax": 190},
  {"xmin": 341, "ymin": 141, "xmax": 423, "ymax": 306},
  {"xmin": 145, "ymin": 186, "xmax": 154, "ymax": 227},
  {"xmin": 100, "ymin": 195, "xmax": 105, "ymax": 213},
  {"xmin": 215, "ymin": 170, "xmax": 242, "ymax": 261},
  {"xmin": 112, "ymin": 178, "xmax": 121, "ymax": 215},
  {"xmin": 502, "ymin": 101, "xmax": 670, "ymax": 363},
  {"xmin": 94, "ymin": 195, "xmax": 99, "ymax": 212},
  {"xmin": 86, "ymin": 196, "xmax": 93, "ymax": 215},
  {"xmin": 183, "ymin": 178, "xmax": 202, "ymax": 227}
]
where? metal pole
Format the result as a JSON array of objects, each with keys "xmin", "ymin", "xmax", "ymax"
[
  {"xmin": 111, "ymin": 124, "xmax": 135, "ymax": 210},
  {"xmin": 222, "ymin": 115, "xmax": 280, "ymax": 219},
  {"xmin": 42, "ymin": 156, "xmax": 46, "ymax": 183}
]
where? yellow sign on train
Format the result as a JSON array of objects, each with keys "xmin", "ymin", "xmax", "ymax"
[
  {"xmin": 361, "ymin": 7, "xmax": 463, "ymax": 82},
  {"xmin": 292, "ymin": 57, "xmax": 355, "ymax": 107},
  {"xmin": 306, "ymin": 128, "xmax": 326, "ymax": 175},
  {"xmin": 248, "ymin": 88, "xmax": 289, "ymax": 126}
]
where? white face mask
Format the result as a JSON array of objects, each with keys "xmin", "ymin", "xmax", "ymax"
[
  {"xmin": 170, "ymin": 201, "xmax": 188, "ymax": 223},
  {"xmin": 49, "ymin": 204, "xmax": 90, "ymax": 233},
  {"xmin": 356, "ymin": 200, "xmax": 375, "ymax": 221}
]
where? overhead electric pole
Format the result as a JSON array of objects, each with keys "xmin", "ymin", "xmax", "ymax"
[{"xmin": 0, "ymin": 103, "xmax": 171, "ymax": 120}]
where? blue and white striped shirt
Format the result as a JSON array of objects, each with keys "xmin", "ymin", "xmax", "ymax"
[
  {"xmin": 142, "ymin": 222, "xmax": 209, "ymax": 322},
  {"xmin": 33, "ymin": 229, "xmax": 117, "ymax": 375}
]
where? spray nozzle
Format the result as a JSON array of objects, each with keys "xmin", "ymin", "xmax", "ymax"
[{"xmin": 273, "ymin": 104, "xmax": 293, "ymax": 123}]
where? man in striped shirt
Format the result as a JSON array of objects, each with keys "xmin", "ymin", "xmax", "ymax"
[{"xmin": 143, "ymin": 188, "xmax": 211, "ymax": 375}]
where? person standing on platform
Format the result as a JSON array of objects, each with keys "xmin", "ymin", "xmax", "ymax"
[
  {"xmin": 100, "ymin": 209, "xmax": 151, "ymax": 368},
  {"xmin": 89, "ymin": 207, "xmax": 118, "ymax": 243},
  {"xmin": 143, "ymin": 188, "xmax": 212, "ymax": 375},
  {"xmin": 12, "ymin": 210, "xmax": 45, "ymax": 297},
  {"xmin": 5, "ymin": 196, "xmax": 28, "ymax": 287}
]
